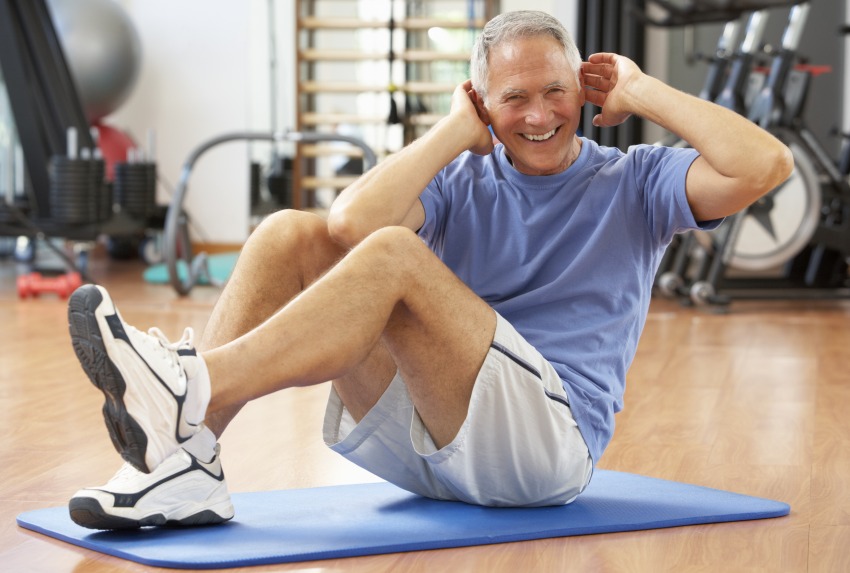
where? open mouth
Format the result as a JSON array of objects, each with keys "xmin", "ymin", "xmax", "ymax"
[{"xmin": 521, "ymin": 127, "xmax": 558, "ymax": 142}]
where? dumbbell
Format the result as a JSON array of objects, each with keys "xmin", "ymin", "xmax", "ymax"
[{"xmin": 17, "ymin": 272, "xmax": 83, "ymax": 299}]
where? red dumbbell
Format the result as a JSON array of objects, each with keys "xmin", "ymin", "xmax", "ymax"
[{"xmin": 17, "ymin": 272, "xmax": 83, "ymax": 299}]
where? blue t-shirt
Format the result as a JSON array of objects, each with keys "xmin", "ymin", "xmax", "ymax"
[{"xmin": 418, "ymin": 138, "xmax": 715, "ymax": 462}]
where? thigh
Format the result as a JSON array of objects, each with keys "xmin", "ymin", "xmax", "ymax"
[
  {"xmin": 375, "ymin": 227, "xmax": 498, "ymax": 449},
  {"xmin": 325, "ymin": 313, "xmax": 592, "ymax": 507},
  {"xmin": 328, "ymin": 226, "xmax": 497, "ymax": 448},
  {"xmin": 331, "ymin": 341, "xmax": 396, "ymax": 422},
  {"xmin": 420, "ymin": 314, "xmax": 593, "ymax": 506}
]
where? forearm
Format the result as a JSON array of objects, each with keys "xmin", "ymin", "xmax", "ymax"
[
  {"xmin": 629, "ymin": 75, "xmax": 791, "ymax": 194},
  {"xmin": 328, "ymin": 115, "xmax": 474, "ymax": 245},
  {"xmin": 584, "ymin": 52, "xmax": 792, "ymax": 217}
]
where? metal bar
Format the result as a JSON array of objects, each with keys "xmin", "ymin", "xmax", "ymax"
[
  {"xmin": 599, "ymin": 0, "xmax": 620, "ymax": 148},
  {"xmin": 0, "ymin": 0, "xmax": 51, "ymax": 217},
  {"xmin": 164, "ymin": 131, "xmax": 377, "ymax": 296}
]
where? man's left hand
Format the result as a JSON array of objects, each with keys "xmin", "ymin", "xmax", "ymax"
[{"xmin": 581, "ymin": 52, "xmax": 642, "ymax": 128}]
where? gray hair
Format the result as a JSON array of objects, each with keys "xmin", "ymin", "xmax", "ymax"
[{"xmin": 470, "ymin": 10, "xmax": 582, "ymax": 103}]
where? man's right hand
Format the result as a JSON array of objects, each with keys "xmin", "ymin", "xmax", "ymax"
[
  {"xmin": 329, "ymin": 81, "xmax": 495, "ymax": 245},
  {"xmin": 450, "ymin": 80, "xmax": 495, "ymax": 156}
]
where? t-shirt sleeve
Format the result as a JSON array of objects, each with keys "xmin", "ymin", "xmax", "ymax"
[
  {"xmin": 630, "ymin": 145, "xmax": 722, "ymax": 245},
  {"xmin": 417, "ymin": 171, "xmax": 448, "ymax": 251}
]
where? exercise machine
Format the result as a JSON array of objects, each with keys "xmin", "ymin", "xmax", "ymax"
[
  {"xmin": 1, "ymin": 0, "xmax": 378, "ymax": 296},
  {"xmin": 162, "ymin": 130, "xmax": 377, "ymax": 296},
  {"xmin": 0, "ymin": 0, "xmax": 152, "ymax": 279},
  {"xmin": 691, "ymin": 3, "xmax": 850, "ymax": 305},
  {"xmin": 647, "ymin": 1, "xmax": 850, "ymax": 307},
  {"xmin": 656, "ymin": 7, "xmax": 771, "ymax": 294}
]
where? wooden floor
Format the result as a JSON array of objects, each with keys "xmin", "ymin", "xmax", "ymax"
[{"xmin": 2, "ymin": 257, "xmax": 849, "ymax": 572}]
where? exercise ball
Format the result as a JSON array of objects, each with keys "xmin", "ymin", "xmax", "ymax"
[{"xmin": 47, "ymin": 0, "xmax": 142, "ymax": 122}]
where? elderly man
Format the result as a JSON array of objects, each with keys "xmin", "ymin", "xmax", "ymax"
[{"xmin": 66, "ymin": 10, "xmax": 791, "ymax": 529}]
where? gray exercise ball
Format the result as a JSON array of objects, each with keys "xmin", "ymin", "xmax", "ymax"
[{"xmin": 47, "ymin": 0, "xmax": 142, "ymax": 122}]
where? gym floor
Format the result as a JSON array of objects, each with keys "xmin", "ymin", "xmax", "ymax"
[{"xmin": 1, "ymin": 255, "xmax": 849, "ymax": 572}]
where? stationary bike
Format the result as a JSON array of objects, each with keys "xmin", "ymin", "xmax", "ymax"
[
  {"xmin": 650, "ymin": 1, "xmax": 850, "ymax": 306},
  {"xmin": 656, "ymin": 7, "xmax": 773, "ymax": 296},
  {"xmin": 686, "ymin": 2, "xmax": 850, "ymax": 305}
]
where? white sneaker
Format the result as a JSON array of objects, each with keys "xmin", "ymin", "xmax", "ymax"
[
  {"xmin": 69, "ymin": 432, "xmax": 234, "ymax": 530},
  {"xmin": 68, "ymin": 284, "xmax": 210, "ymax": 473}
]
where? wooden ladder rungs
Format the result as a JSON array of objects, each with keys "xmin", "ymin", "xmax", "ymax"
[
  {"xmin": 299, "ymin": 17, "xmax": 486, "ymax": 30},
  {"xmin": 299, "ymin": 144, "xmax": 365, "ymax": 157},
  {"xmin": 300, "ymin": 49, "xmax": 470, "ymax": 62},
  {"xmin": 300, "ymin": 112, "xmax": 388, "ymax": 125},
  {"xmin": 298, "ymin": 112, "xmax": 446, "ymax": 126},
  {"xmin": 300, "ymin": 81, "xmax": 455, "ymax": 94},
  {"xmin": 301, "ymin": 175, "xmax": 360, "ymax": 189}
]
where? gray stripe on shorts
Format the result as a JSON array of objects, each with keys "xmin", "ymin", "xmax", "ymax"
[
  {"xmin": 490, "ymin": 342, "xmax": 570, "ymax": 409},
  {"xmin": 544, "ymin": 389, "xmax": 569, "ymax": 407},
  {"xmin": 490, "ymin": 341, "xmax": 541, "ymax": 379}
]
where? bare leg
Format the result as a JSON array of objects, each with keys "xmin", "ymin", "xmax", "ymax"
[
  {"xmin": 330, "ymin": 339, "xmax": 396, "ymax": 421},
  {"xmin": 198, "ymin": 210, "xmax": 347, "ymax": 436},
  {"xmin": 202, "ymin": 225, "xmax": 496, "ymax": 448}
]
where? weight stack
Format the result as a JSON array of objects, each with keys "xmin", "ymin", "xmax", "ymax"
[
  {"xmin": 48, "ymin": 156, "xmax": 110, "ymax": 225},
  {"xmin": 114, "ymin": 162, "xmax": 156, "ymax": 222}
]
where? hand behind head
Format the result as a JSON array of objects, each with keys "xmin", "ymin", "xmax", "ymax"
[
  {"xmin": 451, "ymin": 80, "xmax": 495, "ymax": 155},
  {"xmin": 581, "ymin": 53, "xmax": 639, "ymax": 128}
]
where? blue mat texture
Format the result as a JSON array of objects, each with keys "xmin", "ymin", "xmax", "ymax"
[{"xmin": 17, "ymin": 470, "xmax": 789, "ymax": 569}]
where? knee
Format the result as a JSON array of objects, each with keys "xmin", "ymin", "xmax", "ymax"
[
  {"xmin": 250, "ymin": 210, "xmax": 325, "ymax": 249},
  {"xmin": 358, "ymin": 226, "xmax": 425, "ymax": 261},
  {"xmin": 252, "ymin": 209, "xmax": 322, "ymax": 240},
  {"xmin": 247, "ymin": 209, "xmax": 342, "ymax": 269},
  {"xmin": 349, "ymin": 226, "xmax": 434, "ymax": 281}
]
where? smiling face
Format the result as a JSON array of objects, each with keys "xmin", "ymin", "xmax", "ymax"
[{"xmin": 478, "ymin": 35, "xmax": 585, "ymax": 176}]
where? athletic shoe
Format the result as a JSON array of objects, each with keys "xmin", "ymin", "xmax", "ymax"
[
  {"xmin": 69, "ymin": 436, "xmax": 234, "ymax": 530},
  {"xmin": 68, "ymin": 284, "xmax": 210, "ymax": 473}
]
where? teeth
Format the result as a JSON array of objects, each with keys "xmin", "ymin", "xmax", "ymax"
[{"xmin": 523, "ymin": 129, "xmax": 556, "ymax": 142}]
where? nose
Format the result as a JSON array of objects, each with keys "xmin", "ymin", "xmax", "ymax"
[{"xmin": 525, "ymin": 97, "xmax": 550, "ymax": 127}]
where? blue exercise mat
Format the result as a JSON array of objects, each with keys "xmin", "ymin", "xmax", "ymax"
[{"xmin": 16, "ymin": 470, "xmax": 789, "ymax": 569}]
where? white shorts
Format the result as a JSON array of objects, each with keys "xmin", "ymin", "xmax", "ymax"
[{"xmin": 323, "ymin": 313, "xmax": 593, "ymax": 507}]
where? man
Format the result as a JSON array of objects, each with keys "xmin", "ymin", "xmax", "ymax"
[{"xmin": 67, "ymin": 11, "xmax": 792, "ymax": 529}]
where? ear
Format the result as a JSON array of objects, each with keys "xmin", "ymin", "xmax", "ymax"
[
  {"xmin": 471, "ymin": 88, "xmax": 491, "ymax": 125},
  {"xmin": 578, "ymin": 69, "xmax": 587, "ymax": 106}
]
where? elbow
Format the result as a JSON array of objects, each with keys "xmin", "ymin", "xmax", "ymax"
[
  {"xmin": 751, "ymin": 142, "xmax": 795, "ymax": 200},
  {"xmin": 772, "ymin": 143, "xmax": 795, "ymax": 189},
  {"xmin": 327, "ymin": 207, "xmax": 369, "ymax": 248}
]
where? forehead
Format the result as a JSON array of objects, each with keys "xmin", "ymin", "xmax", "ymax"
[{"xmin": 486, "ymin": 35, "xmax": 576, "ymax": 90}]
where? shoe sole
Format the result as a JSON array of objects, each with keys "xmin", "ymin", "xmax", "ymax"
[
  {"xmin": 68, "ymin": 285, "xmax": 151, "ymax": 473},
  {"xmin": 69, "ymin": 496, "xmax": 233, "ymax": 530}
]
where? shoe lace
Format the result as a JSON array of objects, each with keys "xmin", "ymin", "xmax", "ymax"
[
  {"xmin": 148, "ymin": 326, "xmax": 195, "ymax": 351},
  {"xmin": 131, "ymin": 325, "xmax": 195, "ymax": 372}
]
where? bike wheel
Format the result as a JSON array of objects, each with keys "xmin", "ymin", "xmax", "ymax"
[{"xmin": 694, "ymin": 140, "xmax": 821, "ymax": 272}]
